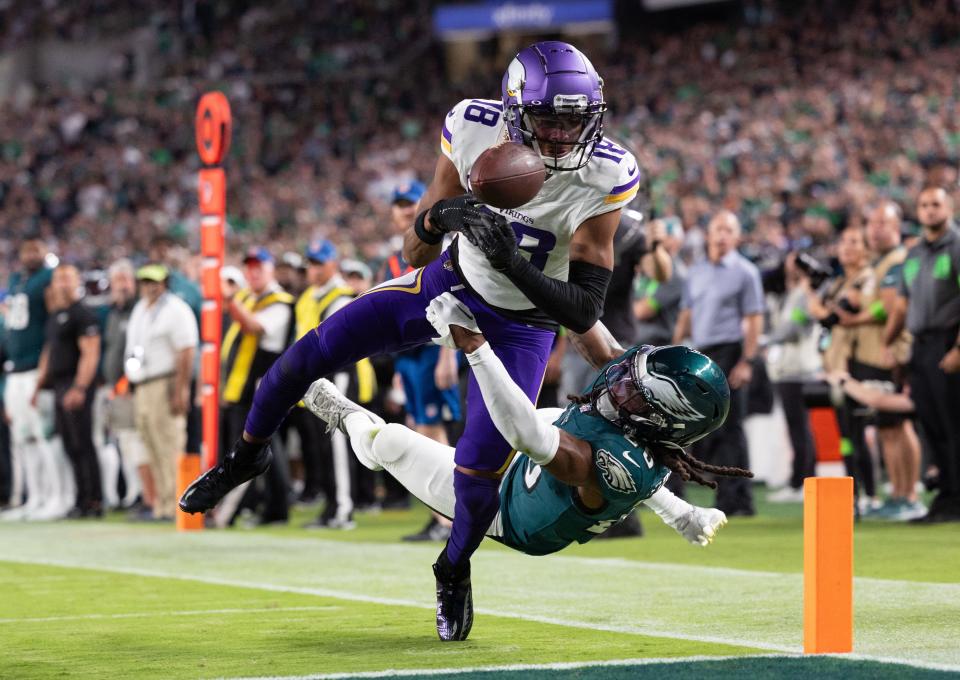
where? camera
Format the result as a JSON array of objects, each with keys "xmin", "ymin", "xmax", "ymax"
[
  {"xmin": 795, "ymin": 252, "xmax": 832, "ymax": 289},
  {"xmin": 820, "ymin": 296, "xmax": 860, "ymax": 330}
]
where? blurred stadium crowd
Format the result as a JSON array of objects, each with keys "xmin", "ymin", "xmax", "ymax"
[{"xmin": 1, "ymin": 1, "xmax": 960, "ymax": 528}]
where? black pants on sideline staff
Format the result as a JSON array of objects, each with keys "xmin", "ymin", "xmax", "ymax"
[
  {"xmin": 0, "ymin": 400, "xmax": 11, "ymax": 505},
  {"xmin": 776, "ymin": 381, "xmax": 816, "ymax": 490},
  {"xmin": 282, "ymin": 407, "xmax": 325, "ymax": 500},
  {"xmin": 54, "ymin": 383, "xmax": 102, "ymax": 511},
  {"xmin": 695, "ymin": 342, "xmax": 754, "ymax": 514},
  {"xmin": 835, "ymin": 395, "xmax": 877, "ymax": 500},
  {"xmin": 910, "ymin": 329, "xmax": 960, "ymax": 512},
  {"xmin": 220, "ymin": 403, "xmax": 290, "ymax": 523}
]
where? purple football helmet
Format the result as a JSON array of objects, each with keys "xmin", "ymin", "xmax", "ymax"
[{"xmin": 501, "ymin": 41, "xmax": 606, "ymax": 172}]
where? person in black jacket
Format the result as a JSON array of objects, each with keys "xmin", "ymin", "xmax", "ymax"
[{"xmin": 34, "ymin": 265, "xmax": 102, "ymax": 518}]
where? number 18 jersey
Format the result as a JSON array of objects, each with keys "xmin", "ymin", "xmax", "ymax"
[
  {"xmin": 440, "ymin": 98, "xmax": 641, "ymax": 320},
  {"xmin": 497, "ymin": 401, "xmax": 669, "ymax": 556}
]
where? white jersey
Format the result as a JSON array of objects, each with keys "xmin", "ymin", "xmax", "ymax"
[{"xmin": 440, "ymin": 98, "xmax": 641, "ymax": 317}]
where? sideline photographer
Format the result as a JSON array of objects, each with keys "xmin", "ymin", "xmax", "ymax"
[{"xmin": 801, "ymin": 226, "xmax": 877, "ymax": 509}]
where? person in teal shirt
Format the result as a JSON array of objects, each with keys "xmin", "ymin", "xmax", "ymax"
[
  {"xmin": 1, "ymin": 238, "xmax": 69, "ymax": 519},
  {"xmin": 3, "ymin": 239, "xmax": 53, "ymax": 374},
  {"xmin": 302, "ymin": 293, "xmax": 751, "ymax": 638}
]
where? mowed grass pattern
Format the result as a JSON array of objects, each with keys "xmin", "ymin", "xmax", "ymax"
[
  {"xmin": 1, "ymin": 487, "xmax": 958, "ymax": 678},
  {"xmin": 0, "ymin": 563, "xmax": 760, "ymax": 679}
]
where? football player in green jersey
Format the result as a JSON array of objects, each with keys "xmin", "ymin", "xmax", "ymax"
[{"xmin": 305, "ymin": 293, "xmax": 751, "ymax": 560}]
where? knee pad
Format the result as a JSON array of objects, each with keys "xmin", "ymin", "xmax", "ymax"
[{"xmin": 372, "ymin": 423, "xmax": 415, "ymax": 465}]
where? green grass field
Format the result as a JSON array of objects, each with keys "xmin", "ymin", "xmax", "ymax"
[{"xmin": 1, "ymin": 486, "xmax": 959, "ymax": 679}]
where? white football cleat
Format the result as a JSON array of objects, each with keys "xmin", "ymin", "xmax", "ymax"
[
  {"xmin": 304, "ymin": 379, "xmax": 384, "ymax": 434},
  {"xmin": 672, "ymin": 507, "xmax": 728, "ymax": 546}
]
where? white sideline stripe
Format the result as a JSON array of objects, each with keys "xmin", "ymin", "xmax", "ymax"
[
  {"xmin": 219, "ymin": 652, "xmax": 960, "ymax": 680},
  {"xmin": 0, "ymin": 606, "xmax": 339, "ymax": 625},
  {"xmin": 6, "ymin": 556, "xmax": 960, "ymax": 674},
  {"xmin": 1, "ymin": 555, "xmax": 795, "ymax": 654},
  {"xmin": 547, "ymin": 554, "xmax": 960, "ymax": 591}
]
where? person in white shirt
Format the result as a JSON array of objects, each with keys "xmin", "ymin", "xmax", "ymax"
[{"xmin": 125, "ymin": 264, "xmax": 198, "ymax": 520}]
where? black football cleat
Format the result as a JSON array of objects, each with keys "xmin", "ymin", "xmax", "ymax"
[
  {"xmin": 178, "ymin": 439, "xmax": 273, "ymax": 514},
  {"xmin": 432, "ymin": 551, "xmax": 473, "ymax": 641}
]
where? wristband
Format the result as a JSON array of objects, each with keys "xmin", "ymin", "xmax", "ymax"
[{"xmin": 414, "ymin": 210, "xmax": 443, "ymax": 245}]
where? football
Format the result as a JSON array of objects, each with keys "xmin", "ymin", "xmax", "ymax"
[{"xmin": 469, "ymin": 142, "xmax": 546, "ymax": 209}]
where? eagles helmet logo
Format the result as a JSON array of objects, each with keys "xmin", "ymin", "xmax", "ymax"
[
  {"xmin": 595, "ymin": 449, "xmax": 637, "ymax": 494},
  {"xmin": 636, "ymin": 351, "xmax": 702, "ymax": 422}
]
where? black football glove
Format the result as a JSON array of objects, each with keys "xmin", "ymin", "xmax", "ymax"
[
  {"xmin": 469, "ymin": 215, "xmax": 520, "ymax": 272},
  {"xmin": 428, "ymin": 195, "xmax": 491, "ymax": 236}
]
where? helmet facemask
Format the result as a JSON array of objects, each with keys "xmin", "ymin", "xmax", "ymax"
[
  {"xmin": 592, "ymin": 347, "xmax": 670, "ymax": 440},
  {"xmin": 505, "ymin": 95, "xmax": 605, "ymax": 172}
]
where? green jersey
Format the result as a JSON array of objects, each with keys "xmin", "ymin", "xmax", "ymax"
[
  {"xmin": 498, "ymin": 401, "xmax": 669, "ymax": 556},
  {"xmin": 3, "ymin": 267, "xmax": 53, "ymax": 372}
]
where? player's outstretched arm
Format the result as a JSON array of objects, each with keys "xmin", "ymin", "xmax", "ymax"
[
  {"xmin": 644, "ymin": 485, "xmax": 727, "ymax": 547},
  {"xmin": 427, "ymin": 294, "xmax": 595, "ymax": 485},
  {"xmin": 403, "ymin": 155, "xmax": 465, "ymax": 268},
  {"xmin": 471, "ymin": 210, "xmax": 618, "ymax": 334},
  {"xmin": 568, "ymin": 321, "xmax": 626, "ymax": 370}
]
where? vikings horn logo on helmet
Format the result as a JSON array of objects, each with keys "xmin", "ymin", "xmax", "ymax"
[
  {"xmin": 506, "ymin": 58, "xmax": 525, "ymax": 103},
  {"xmin": 636, "ymin": 352, "xmax": 702, "ymax": 422}
]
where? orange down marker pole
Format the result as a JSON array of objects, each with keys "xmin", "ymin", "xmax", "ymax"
[
  {"xmin": 195, "ymin": 91, "xmax": 232, "ymax": 473},
  {"xmin": 175, "ymin": 455, "xmax": 203, "ymax": 531},
  {"xmin": 803, "ymin": 476, "xmax": 854, "ymax": 654}
]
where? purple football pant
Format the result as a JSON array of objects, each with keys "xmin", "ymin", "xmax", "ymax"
[{"xmin": 245, "ymin": 252, "xmax": 555, "ymax": 472}]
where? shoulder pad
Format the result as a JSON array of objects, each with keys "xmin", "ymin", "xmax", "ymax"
[
  {"xmin": 440, "ymin": 98, "xmax": 507, "ymax": 186},
  {"xmin": 580, "ymin": 137, "xmax": 642, "ymax": 219}
]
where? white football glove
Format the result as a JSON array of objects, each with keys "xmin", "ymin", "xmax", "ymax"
[
  {"xmin": 669, "ymin": 507, "xmax": 728, "ymax": 547},
  {"xmin": 425, "ymin": 292, "xmax": 481, "ymax": 349}
]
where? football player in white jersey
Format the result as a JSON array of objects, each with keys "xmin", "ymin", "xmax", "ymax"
[{"xmin": 180, "ymin": 41, "xmax": 670, "ymax": 642}]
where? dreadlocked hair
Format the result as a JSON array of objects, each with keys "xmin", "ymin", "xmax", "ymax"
[
  {"xmin": 566, "ymin": 392, "xmax": 754, "ymax": 489},
  {"xmin": 651, "ymin": 445, "xmax": 754, "ymax": 489}
]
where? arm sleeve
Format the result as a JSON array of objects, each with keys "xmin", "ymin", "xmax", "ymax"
[
  {"xmin": 643, "ymin": 485, "xmax": 694, "ymax": 525},
  {"xmin": 680, "ymin": 276, "xmax": 692, "ymax": 311},
  {"xmin": 740, "ymin": 264, "xmax": 765, "ymax": 316},
  {"xmin": 465, "ymin": 343, "xmax": 560, "ymax": 465},
  {"xmin": 767, "ymin": 306, "xmax": 808, "ymax": 344},
  {"xmin": 897, "ymin": 266, "xmax": 911, "ymax": 298},
  {"xmin": 880, "ymin": 263, "xmax": 902, "ymax": 290},
  {"xmin": 77, "ymin": 306, "xmax": 101, "ymax": 337},
  {"xmin": 501, "ymin": 258, "xmax": 611, "ymax": 334},
  {"xmin": 254, "ymin": 303, "xmax": 293, "ymax": 354},
  {"xmin": 170, "ymin": 302, "xmax": 199, "ymax": 351}
]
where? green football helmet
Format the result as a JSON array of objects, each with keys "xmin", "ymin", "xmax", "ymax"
[{"xmin": 589, "ymin": 345, "xmax": 730, "ymax": 447}]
